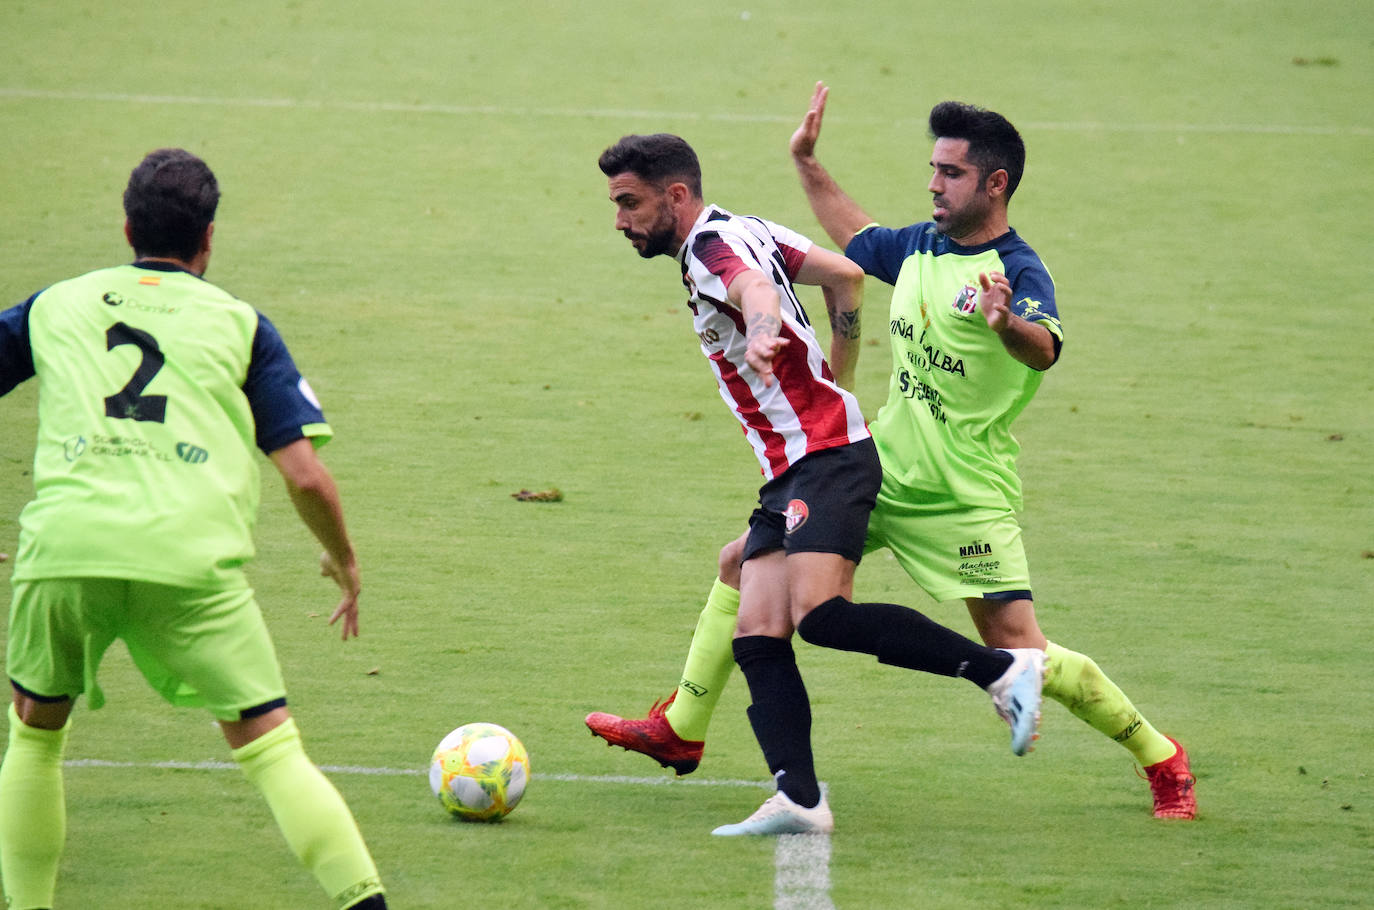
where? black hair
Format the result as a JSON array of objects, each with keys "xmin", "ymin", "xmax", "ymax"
[
  {"xmin": 123, "ymin": 148, "xmax": 220, "ymax": 260},
  {"xmin": 597, "ymin": 133, "xmax": 703, "ymax": 198},
  {"xmin": 928, "ymin": 102, "xmax": 1025, "ymax": 199}
]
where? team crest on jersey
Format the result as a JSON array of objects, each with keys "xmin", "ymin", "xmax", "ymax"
[
  {"xmin": 952, "ymin": 284, "xmax": 979, "ymax": 315},
  {"xmin": 784, "ymin": 499, "xmax": 809, "ymax": 533}
]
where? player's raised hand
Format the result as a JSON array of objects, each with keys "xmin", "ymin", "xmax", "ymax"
[
  {"xmin": 978, "ymin": 271, "xmax": 1014, "ymax": 333},
  {"xmin": 790, "ymin": 81, "xmax": 830, "ymax": 161},
  {"xmin": 320, "ymin": 550, "xmax": 362, "ymax": 640}
]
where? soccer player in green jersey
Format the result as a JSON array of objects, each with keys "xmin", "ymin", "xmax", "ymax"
[
  {"xmin": 0, "ymin": 149, "xmax": 387, "ymax": 908},
  {"xmin": 587, "ymin": 84, "xmax": 1197, "ymax": 821}
]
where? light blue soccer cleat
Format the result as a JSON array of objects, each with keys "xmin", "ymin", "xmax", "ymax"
[
  {"xmin": 987, "ymin": 648, "xmax": 1045, "ymax": 756},
  {"xmin": 711, "ymin": 790, "xmax": 834, "ymax": 836}
]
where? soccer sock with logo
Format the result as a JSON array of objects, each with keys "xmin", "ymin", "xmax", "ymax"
[
  {"xmin": 232, "ymin": 717, "xmax": 385, "ymax": 909},
  {"xmin": 1041, "ymin": 642, "xmax": 1176, "ymax": 766},
  {"xmin": 797, "ymin": 597, "xmax": 1014, "ymax": 689},
  {"xmin": 0, "ymin": 704, "xmax": 68, "ymax": 910},
  {"xmin": 733, "ymin": 635, "xmax": 821, "ymax": 809},
  {"xmin": 664, "ymin": 577, "xmax": 740, "ymax": 741}
]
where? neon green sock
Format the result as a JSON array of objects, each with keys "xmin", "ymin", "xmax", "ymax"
[
  {"xmin": 233, "ymin": 718, "xmax": 384, "ymax": 909},
  {"xmin": 663, "ymin": 578, "xmax": 740, "ymax": 741},
  {"xmin": 0, "ymin": 704, "xmax": 69, "ymax": 910},
  {"xmin": 1042, "ymin": 642, "xmax": 1176, "ymax": 766}
]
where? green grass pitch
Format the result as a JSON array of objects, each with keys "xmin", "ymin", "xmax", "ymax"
[{"xmin": 1, "ymin": 1, "xmax": 1371, "ymax": 907}]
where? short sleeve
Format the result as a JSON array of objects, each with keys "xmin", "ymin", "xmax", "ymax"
[{"xmin": 242, "ymin": 312, "xmax": 333, "ymax": 454}]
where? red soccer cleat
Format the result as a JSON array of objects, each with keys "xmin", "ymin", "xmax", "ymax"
[
  {"xmin": 585, "ymin": 692, "xmax": 704, "ymax": 776},
  {"xmin": 1144, "ymin": 736, "xmax": 1197, "ymax": 820}
]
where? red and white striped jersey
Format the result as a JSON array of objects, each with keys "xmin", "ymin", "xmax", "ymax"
[{"xmin": 676, "ymin": 205, "xmax": 870, "ymax": 480}]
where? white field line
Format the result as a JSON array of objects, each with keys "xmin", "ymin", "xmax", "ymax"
[
  {"xmin": 775, "ymin": 834, "xmax": 835, "ymax": 910},
  {"xmin": 2, "ymin": 87, "xmax": 1371, "ymax": 136},
  {"xmin": 64, "ymin": 757, "xmax": 772, "ymax": 787},
  {"xmin": 65, "ymin": 757, "xmax": 830, "ymax": 908}
]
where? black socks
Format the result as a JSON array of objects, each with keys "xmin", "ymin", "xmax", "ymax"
[
  {"xmin": 732, "ymin": 635, "xmax": 821, "ymax": 808},
  {"xmin": 796, "ymin": 596, "xmax": 1012, "ymax": 689}
]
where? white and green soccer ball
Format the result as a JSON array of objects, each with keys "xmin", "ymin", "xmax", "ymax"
[{"xmin": 429, "ymin": 723, "xmax": 530, "ymax": 821}]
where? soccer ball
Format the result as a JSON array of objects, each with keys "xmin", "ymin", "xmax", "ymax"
[{"xmin": 429, "ymin": 723, "xmax": 530, "ymax": 821}]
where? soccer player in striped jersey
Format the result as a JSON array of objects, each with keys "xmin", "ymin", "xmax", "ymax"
[
  {"xmin": 0, "ymin": 149, "xmax": 388, "ymax": 908},
  {"xmin": 587, "ymin": 90, "xmax": 1196, "ymax": 822},
  {"xmin": 598, "ymin": 134, "xmax": 1046, "ymax": 836}
]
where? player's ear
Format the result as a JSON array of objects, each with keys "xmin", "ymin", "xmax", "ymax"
[
  {"xmin": 124, "ymin": 219, "xmax": 134, "ymax": 248},
  {"xmin": 202, "ymin": 222, "xmax": 214, "ymax": 255},
  {"xmin": 986, "ymin": 168, "xmax": 1010, "ymax": 200}
]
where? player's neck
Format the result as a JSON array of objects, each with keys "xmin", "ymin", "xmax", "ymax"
[
  {"xmin": 950, "ymin": 214, "xmax": 1010, "ymax": 247},
  {"xmin": 133, "ymin": 253, "xmax": 208, "ymax": 277},
  {"xmin": 676, "ymin": 200, "xmax": 706, "ymax": 248}
]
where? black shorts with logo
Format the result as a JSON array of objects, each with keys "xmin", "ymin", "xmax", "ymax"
[{"xmin": 742, "ymin": 437, "xmax": 881, "ymax": 565}]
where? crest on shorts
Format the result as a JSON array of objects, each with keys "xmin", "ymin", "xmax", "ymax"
[
  {"xmin": 952, "ymin": 284, "xmax": 979, "ymax": 315},
  {"xmin": 784, "ymin": 499, "xmax": 809, "ymax": 533}
]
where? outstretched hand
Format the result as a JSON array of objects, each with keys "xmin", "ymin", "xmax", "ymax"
[
  {"xmin": 978, "ymin": 271, "xmax": 1014, "ymax": 334},
  {"xmin": 790, "ymin": 81, "xmax": 829, "ymax": 160},
  {"xmin": 746, "ymin": 335, "xmax": 790, "ymax": 387},
  {"xmin": 319, "ymin": 550, "xmax": 362, "ymax": 640}
]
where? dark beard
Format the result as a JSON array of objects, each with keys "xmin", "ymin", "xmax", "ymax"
[
  {"xmin": 630, "ymin": 223, "xmax": 674, "ymax": 258},
  {"xmin": 629, "ymin": 204, "xmax": 678, "ymax": 258}
]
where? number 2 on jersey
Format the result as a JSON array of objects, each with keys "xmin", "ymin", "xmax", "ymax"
[{"xmin": 104, "ymin": 321, "xmax": 167, "ymax": 422}]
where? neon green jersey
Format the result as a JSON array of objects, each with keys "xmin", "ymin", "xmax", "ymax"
[
  {"xmin": 1, "ymin": 262, "xmax": 331, "ymax": 587},
  {"xmin": 845, "ymin": 224, "xmax": 1062, "ymax": 511}
]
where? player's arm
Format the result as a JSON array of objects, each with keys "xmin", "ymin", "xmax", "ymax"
[
  {"xmin": 794, "ymin": 245, "xmax": 864, "ymax": 390},
  {"xmin": 269, "ymin": 438, "xmax": 362, "ymax": 639},
  {"xmin": 790, "ymin": 82, "xmax": 875, "ymax": 251},
  {"xmin": 977, "ymin": 271, "xmax": 1058, "ymax": 371},
  {"xmin": 727, "ymin": 270, "xmax": 789, "ymax": 387},
  {"xmin": 0, "ymin": 297, "xmax": 37, "ymax": 397}
]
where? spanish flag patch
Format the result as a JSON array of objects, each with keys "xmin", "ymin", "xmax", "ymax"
[{"xmin": 138, "ymin": 276, "xmax": 161, "ymax": 286}]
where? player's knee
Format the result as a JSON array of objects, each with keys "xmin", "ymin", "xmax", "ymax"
[
  {"xmin": 794, "ymin": 596, "xmax": 850, "ymax": 647},
  {"xmin": 717, "ymin": 534, "xmax": 746, "ymax": 588}
]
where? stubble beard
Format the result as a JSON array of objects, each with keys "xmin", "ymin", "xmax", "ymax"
[{"xmin": 628, "ymin": 204, "xmax": 678, "ymax": 259}]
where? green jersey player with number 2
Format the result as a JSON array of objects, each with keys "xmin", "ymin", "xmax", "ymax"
[{"xmin": 0, "ymin": 148, "xmax": 388, "ymax": 909}]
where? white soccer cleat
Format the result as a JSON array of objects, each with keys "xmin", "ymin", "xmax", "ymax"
[
  {"xmin": 987, "ymin": 648, "xmax": 1045, "ymax": 756},
  {"xmin": 711, "ymin": 790, "xmax": 834, "ymax": 836}
]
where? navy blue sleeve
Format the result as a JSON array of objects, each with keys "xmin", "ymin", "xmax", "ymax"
[
  {"xmin": 242, "ymin": 312, "xmax": 330, "ymax": 455},
  {"xmin": 1001, "ymin": 241, "xmax": 1061, "ymax": 343},
  {"xmin": 0, "ymin": 294, "xmax": 39, "ymax": 397},
  {"xmin": 844, "ymin": 223, "xmax": 931, "ymax": 286}
]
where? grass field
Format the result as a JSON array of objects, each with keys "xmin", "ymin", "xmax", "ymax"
[{"xmin": 2, "ymin": 1, "xmax": 1372, "ymax": 907}]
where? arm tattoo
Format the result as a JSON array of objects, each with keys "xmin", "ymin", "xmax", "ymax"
[
  {"xmin": 746, "ymin": 311, "xmax": 782, "ymax": 340},
  {"xmin": 830, "ymin": 309, "xmax": 862, "ymax": 340}
]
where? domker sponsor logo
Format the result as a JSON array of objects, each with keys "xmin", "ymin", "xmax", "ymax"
[{"xmin": 101, "ymin": 290, "xmax": 179, "ymax": 315}]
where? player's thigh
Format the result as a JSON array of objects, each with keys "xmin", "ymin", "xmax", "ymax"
[
  {"xmin": 738, "ymin": 550, "xmax": 792, "ymax": 637},
  {"xmin": 7, "ymin": 578, "xmax": 122, "ymax": 701},
  {"xmin": 121, "ymin": 583, "xmax": 286, "ymax": 722},
  {"xmin": 868, "ymin": 485, "xmax": 1031, "ymax": 603},
  {"xmin": 785, "ymin": 550, "xmax": 856, "ymax": 623}
]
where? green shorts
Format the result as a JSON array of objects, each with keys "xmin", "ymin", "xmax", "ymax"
[
  {"xmin": 7, "ymin": 578, "xmax": 286, "ymax": 721},
  {"xmin": 863, "ymin": 474, "xmax": 1033, "ymax": 604}
]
